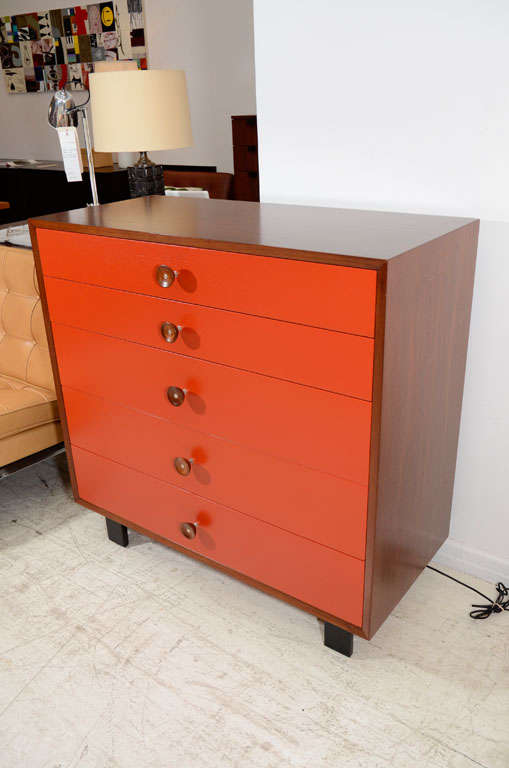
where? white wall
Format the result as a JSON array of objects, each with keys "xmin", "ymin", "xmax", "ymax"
[
  {"xmin": 0, "ymin": 0, "xmax": 256, "ymax": 172},
  {"xmin": 254, "ymin": 0, "xmax": 509, "ymax": 582},
  {"xmin": 144, "ymin": 0, "xmax": 256, "ymax": 171}
]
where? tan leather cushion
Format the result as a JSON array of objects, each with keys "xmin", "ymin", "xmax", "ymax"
[
  {"xmin": 0, "ymin": 245, "xmax": 60, "ymax": 462},
  {"xmin": 0, "ymin": 373, "xmax": 58, "ymax": 439},
  {"xmin": 0, "ymin": 245, "xmax": 55, "ymax": 392},
  {"xmin": 0, "ymin": 421, "xmax": 63, "ymax": 467}
]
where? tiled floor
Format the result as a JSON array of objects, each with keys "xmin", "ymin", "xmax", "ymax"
[{"xmin": 0, "ymin": 455, "xmax": 508, "ymax": 768}]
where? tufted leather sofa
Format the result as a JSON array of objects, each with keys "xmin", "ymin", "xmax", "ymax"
[{"xmin": 0, "ymin": 244, "xmax": 62, "ymax": 467}]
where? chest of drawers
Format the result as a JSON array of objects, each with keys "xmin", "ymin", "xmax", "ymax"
[{"xmin": 30, "ymin": 197, "xmax": 478, "ymax": 657}]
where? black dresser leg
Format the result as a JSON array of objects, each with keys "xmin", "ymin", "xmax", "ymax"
[
  {"xmin": 323, "ymin": 622, "xmax": 353, "ymax": 657},
  {"xmin": 106, "ymin": 518, "xmax": 129, "ymax": 547}
]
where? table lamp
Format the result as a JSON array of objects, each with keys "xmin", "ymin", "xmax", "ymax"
[{"xmin": 89, "ymin": 69, "xmax": 192, "ymax": 197}]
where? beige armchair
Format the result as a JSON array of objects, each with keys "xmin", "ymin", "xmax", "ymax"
[{"xmin": 0, "ymin": 244, "xmax": 63, "ymax": 473}]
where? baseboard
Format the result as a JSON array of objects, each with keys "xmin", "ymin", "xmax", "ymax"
[{"xmin": 432, "ymin": 538, "xmax": 509, "ymax": 584}]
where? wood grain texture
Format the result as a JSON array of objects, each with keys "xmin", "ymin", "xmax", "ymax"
[
  {"xmin": 29, "ymin": 223, "xmax": 80, "ymax": 502},
  {"xmin": 362, "ymin": 265, "xmax": 387, "ymax": 634},
  {"xmin": 29, "ymin": 195, "xmax": 475, "ymax": 266},
  {"xmin": 367, "ymin": 221, "xmax": 479, "ymax": 637}
]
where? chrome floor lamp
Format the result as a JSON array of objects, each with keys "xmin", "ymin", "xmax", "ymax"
[{"xmin": 48, "ymin": 87, "xmax": 99, "ymax": 206}]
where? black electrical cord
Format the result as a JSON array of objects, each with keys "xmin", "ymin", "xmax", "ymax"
[{"xmin": 426, "ymin": 565, "xmax": 509, "ymax": 619}]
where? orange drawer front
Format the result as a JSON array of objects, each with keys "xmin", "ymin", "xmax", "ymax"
[
  {"xmin": 63, "ymin": 387, "xmax": 368, "ymax": 559},
  {"xmin": 73, "ymin": 446, "xmax": 365, "ymax": 626},
  {"xmin": 54, "ymin": 324, "xmax": 372, "ymax": 484},
  {"xmin": 45, "ymin": 278, "xmax": 374, "ymax": 400},
  {"xmin": 37, "ymin": 229, "xmax": 377, "ymax": 337}
]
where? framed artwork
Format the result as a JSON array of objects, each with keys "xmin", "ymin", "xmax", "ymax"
[{"xmin": 0, "ymin": 1, "xmax": 147, "ymax": 94}]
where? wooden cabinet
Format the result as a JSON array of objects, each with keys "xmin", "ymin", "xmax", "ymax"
[
  {"xmin": 0, "ymin": 164, "xmax": 130, "ymax": 226},
  {"xmin": 30, "ymin": 196, "xmax": 479, "ymax": 656},
  {"xmin": 231, "ymin": 115, "xmax": 260, "ymax": 202}
]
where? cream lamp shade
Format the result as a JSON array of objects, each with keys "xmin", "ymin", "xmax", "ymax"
[{"xmin": 89, "ymin": 69, "xmax": 192, "ymax": 153}]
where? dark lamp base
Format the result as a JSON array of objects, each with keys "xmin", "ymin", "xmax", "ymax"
[{"xmin": 127, "ymin": 163, "xmax": 165, "ymax": 198}]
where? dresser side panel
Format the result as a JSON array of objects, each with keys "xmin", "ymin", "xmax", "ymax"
[
  {"xmin": 361, "ymin": 265, "xmax": 387, "ymax": 635},
  {"xmin": 368, "ymin": 221, "xmax": 479, "ymax": 637},
  {"xmin": 29, "ymin": 223, "xmax": 80, "ymax": 500}
]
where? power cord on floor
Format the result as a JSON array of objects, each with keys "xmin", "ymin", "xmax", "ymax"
[{"xmin": 426, "ymin": 565, "xmax": 509, "ymax": 619}]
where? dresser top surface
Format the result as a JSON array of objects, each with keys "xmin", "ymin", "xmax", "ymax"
[{"xmin": 30, "ymin": 196, "xmax": 476, "ymax": 264}]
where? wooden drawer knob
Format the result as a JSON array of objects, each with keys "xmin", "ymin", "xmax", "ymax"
[
  {"xmin": 167, "ymin": 385, "xmax": 186, "ymax": 407},
  {"xmin": 156, "ymin": 264, "xmax": 176, "ymax": 288},
  {"xmin": 174, "ymin": 456, "xmax": 193, "ymax": 476},
  {"xmin": 161, "ymin": 321, "xmax": 179, "ymax": 343},
  {"xmin": 180, "ymin": 522, "xmax": 197, "ymax": 539}
]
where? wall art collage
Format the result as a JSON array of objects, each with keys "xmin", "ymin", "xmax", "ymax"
[{"xmin": 0, "ymin": 1, "xmax": 147, "ymax": 94}]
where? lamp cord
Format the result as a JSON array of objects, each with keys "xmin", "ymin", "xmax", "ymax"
[{"xmin": 426, "ymin": 565, "xmax": 509, "ymax": 619}]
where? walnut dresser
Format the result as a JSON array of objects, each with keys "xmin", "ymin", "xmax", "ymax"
[{"xmin": 29, "ymin": 197, "xmax": 479, "ymax": 657}]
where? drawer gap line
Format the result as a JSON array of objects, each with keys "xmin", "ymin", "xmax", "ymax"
[
  {"xmin": 62, "ymin": 382, "xmax": 370, "ymax": 489},
  {"xmin": 51, "ymin": 321, "xmax": 374, "ymax": 403},
  {"xmin": 72, "ymin": 443, "xmax": 367, "ymax": 564},
  {"xmin": 44, "ymin": 274, "xmax": 376, "ymax": 339}
]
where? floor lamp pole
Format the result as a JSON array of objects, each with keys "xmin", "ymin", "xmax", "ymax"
[{"xmin": 80, "ymin": 107, "xmax": 99, "ymax": 207}]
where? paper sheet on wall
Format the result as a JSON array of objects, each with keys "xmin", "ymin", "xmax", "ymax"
[{"xmin": 57, "ymin": 127, "xmax": 83, "ymax": 182}]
